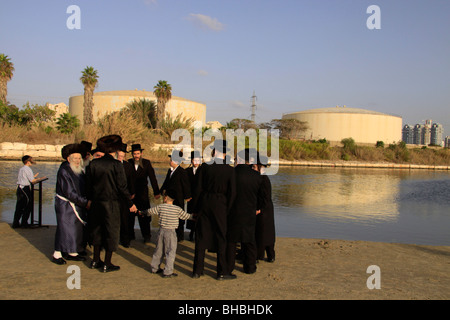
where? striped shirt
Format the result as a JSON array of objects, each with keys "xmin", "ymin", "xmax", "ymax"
[{"xmin": 144, "ymin": 203, "xmax": 192, "ymax": 229}]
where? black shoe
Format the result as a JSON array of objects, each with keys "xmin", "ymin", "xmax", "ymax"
[
  {"xmin": 191, "ymin": 273, "xmax": 202, "ymax": 279},
  {"xmin": 151, "ymin": 268, "xmax": 163, "ymax": 274},
  {"xmin": 52, "ymin": 257, "xmax": 67, "ymax": 265},
  {"xmin": 217, "ymin": 274, "xmax": 237, "ymax": 280},
  {"xmin": 163, "ymin": 273, "xmax": 178, "ymax": 278},
  {"xmin": 89, "ymin": 260, "xmax": 105, "ymax": 269},
  {"xmin": 65, "ymin": 254, "xmax": 86, "ymax": 261},
  {"xmin": 265, "ymin": 258, "xmax": 275, "ymax": 263},
  {"xmin": 103, "ymin": 264, "xmax": 120, "ymax": 273}
]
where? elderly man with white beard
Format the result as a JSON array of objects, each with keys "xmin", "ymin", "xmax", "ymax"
[{"xmin": 52, "ymin": 144, "xmax": 91, "ymax": 265}]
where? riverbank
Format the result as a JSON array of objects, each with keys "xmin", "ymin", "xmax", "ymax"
[
  {"xmin": 1, "ymin": 141, "xmax": 449, "ymax": 170},
  {"xmin": 0, "ymin": 222, "xmax": 448, "ymax": 300}
]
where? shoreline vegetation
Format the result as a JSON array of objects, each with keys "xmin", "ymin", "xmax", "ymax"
[{"xmin": 1, "ymin": 102, "xmax": 449, "ymax": 169}]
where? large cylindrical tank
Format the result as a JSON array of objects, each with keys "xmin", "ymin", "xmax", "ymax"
[
  {"xmin": 69, "ymin": 90, "xmax": 206, "ymax": 126},
  {"xmin": 282, "ymin": 107, "xmax": 402, "ymax": 144}
]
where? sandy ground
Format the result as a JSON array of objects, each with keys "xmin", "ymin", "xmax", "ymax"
[{"xmin": 0, "ymin": 222, "xmax": 448, "ymax": 300}]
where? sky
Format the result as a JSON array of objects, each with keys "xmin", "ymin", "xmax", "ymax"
[{"xmin": 1, "ymin": 0, "xmax": 449, "ymax": 131}]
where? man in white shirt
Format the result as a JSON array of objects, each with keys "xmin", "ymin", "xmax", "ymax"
[{"xmin": 12, "ymin": 155, "xmax": 40, "ymax": 228}]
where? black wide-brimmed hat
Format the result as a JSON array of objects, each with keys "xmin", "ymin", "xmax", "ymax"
[
  {"xmin": 131, "ymin": 144, "xmax": 144, "ymax": 152},
  {"xmin": 97, "ymin": 135, "xmax": 123, "ymax": 154},
  {"xmin": 61, "ymin": 143, "xmax": 87, "ymax": 160},
  {"xmin": 80, "ymin": 140, "xmax": 92, "ymax": 153},
  {"xmin": 236, "ymin": 148, "xmax": 258, "ymax": 164},
  {"xmin": 120, "ymin": 143, "xmax": 128, "ymax": 153},
  {"xmin": 211, "ymin": 139, "xmax": 230, "ymax": 154},
  {"xmin": 190, "ymin": 150, "xmax": 202, "ymax": 160},
  {"xmin": 169, "ymin": 149, "xmax": 186, "ymax": 163}
]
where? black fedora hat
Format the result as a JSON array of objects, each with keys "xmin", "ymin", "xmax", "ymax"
[
  {"xmin": 190, "ymin": 150, "xmax": 202, "ymax": 160},
  {"xmin": 211, "ymin": 139, "xmax": 230, "ymax": 154},
  {"xmin": 131, "ymin": 144, "xmax": 144, "ymax": 152},
  {"xmin": 169, "ymin": 149, "xmax": 186, "ymax": 163},
  {"xmin": 120, "ymin": 143, "xmax": 128, "ymax": 153}
]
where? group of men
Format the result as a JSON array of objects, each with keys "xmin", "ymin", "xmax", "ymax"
[{"xmin": 44, "ymin": 134, "xmax": 275, "ymax": 278}]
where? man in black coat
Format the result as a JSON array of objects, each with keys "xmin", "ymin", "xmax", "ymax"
[
  {"xmin": 128, "ymin": 144, "xmax": 160, "ymax": 243},
  {"xmin": 160, "ymin": 150, "xmax": 191, "ymax": 242},
  {"xmin": 185, "ymin": 150, "xmax": 202, "ymax": 241},
  {"xmin": 85, "ymin": 135, "xmax": 137, "ymax": 272},
  {"xmin": 117, "ymin": 143, "xmax": 135, "ymax": 248},
  {"xmin": 192, "ymin": 140, "xmax": 236, "ymax": 280},
  {"xmin": 226, "ymin": 148, "xmax": 263, "ymax": 275}
]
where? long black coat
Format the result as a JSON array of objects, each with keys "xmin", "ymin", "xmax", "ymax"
[
  {"xmin": 160, "ymin": 166, "xmax": 191, "ymax": 209},
  {"xmin": 186, "ymin": 165, "xmax": 202, "ymax": 230},
  {"xmin": 227, "ymin": 164, "xmax": 263, "ymax": 243},
  {"xmin": 195, "ymin": 161, "xmax": 236, "ymax": 250},
  {"xmin": 86, "ymin": 154, "xmax": 133, "ymax": 251},
  {"xmin": 128, "ymin": 158, "xmax": 160, "ymax": 210},
  {"xmin": 54, "ymin": 161, "xmax": 88, "ymax": 253},
  {"xmin": 255, "ymin": 174, "xmax": 276, "ymax": 246}
]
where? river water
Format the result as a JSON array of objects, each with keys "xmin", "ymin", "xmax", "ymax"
[{"xmin": 1, "ymin": 161, "xmax": 449, "ymax": 246}]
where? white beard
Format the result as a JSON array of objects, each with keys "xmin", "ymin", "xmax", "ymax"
[{"xmin": 70, "ymin": 161, "xmax": 84, "ymax": 175}]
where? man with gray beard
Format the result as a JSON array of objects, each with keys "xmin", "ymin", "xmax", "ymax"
[{"xmin": 52, "ymin": 144, "xmax": 90, "ymax": 265}]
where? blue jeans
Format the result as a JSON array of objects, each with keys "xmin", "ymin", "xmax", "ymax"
[{"xmin": 151, "ymin": 228, "xmax": 177, "ymax": 275}]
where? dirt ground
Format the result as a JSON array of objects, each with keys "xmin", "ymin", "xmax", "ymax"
[{"xmin": 0, "ymin": 222, "xmax": 448, "ymax": 300}]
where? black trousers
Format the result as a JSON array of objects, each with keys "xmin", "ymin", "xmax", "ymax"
[
  {"xmin": 13, "ymin": 186, "xmax": 32, "ymax": 227},
  {"xmin": 128, "ymin": 213, "xmax": 151, "ymax": 241},
  {"xmin": 193, "ymin": 237, "xmax": 228, "ymax": 277},
  {"xmin": 227, "ymin": 241, "xmax": 257, "ymax": 274}
]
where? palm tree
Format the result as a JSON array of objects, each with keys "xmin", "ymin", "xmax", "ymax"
[
  {"xmin": 153, "ymin": 80, "xmax": 172, "ymax": 129},
  {"xmin": 0, "ymin": 54, "xmax": 15, "ymax": 105},
  {"xmin": 80, "ymin": 66, "xmax": 99, "ymax": 125},
  {"xmin": 125, "ymin": 98, "xmax": 157, "ymax": 128}
]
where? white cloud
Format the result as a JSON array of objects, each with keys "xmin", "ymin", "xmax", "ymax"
[
  {"xmin": 143, "ymin": 0, "xmax": 157, "ymax": 6},
  {"xmin": 197, "ymin": 70, "xmax": 208, "ymax": 76},
  {"xmin": 187, "ymin": 13, "xmax": 225, "ymax": 31}
]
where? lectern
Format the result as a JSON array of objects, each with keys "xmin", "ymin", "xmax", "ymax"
[{"xmin": 30, "ymin": 177, "xmax": 49, "ymax": 228}]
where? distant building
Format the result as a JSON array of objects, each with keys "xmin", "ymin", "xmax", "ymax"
[
  {"xmin": 445, "ymin": 136, "xmax": 450, "ymax": 148},
  {"xmin": 402, "ymin": 124, "xmax": 414, "ymax": 144},
  {"xmin": 431, "ymin": 123, "xmax": 444, "ymax": 146},
  {"xmin": 404, "ymin": 119, "xmax": 445, "ymax": 146},
  {"xmin": 413, "ymin": 124, "xmax": 425, "ymax": 145}
]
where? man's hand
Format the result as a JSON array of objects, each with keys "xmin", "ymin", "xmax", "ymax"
[{"xmin": 130, "ymin": 204, "xmax": 138, "ymax": 213}]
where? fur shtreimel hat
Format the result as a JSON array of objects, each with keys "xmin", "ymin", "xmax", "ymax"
[
  {"xmin": 97, "ymin": 135, "xmax": 123, "ymax": 154},
  {"xmin": 61, "ymin": 143, "xmax": 87, "ymax": 160}
]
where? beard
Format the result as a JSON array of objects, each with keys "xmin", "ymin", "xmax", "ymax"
[
  {"xmin": 69, "ymin": 161, "xmax": 84, "ymax": 175},
  {"xmin": 83, "ymin": 158, "xmax": 90, "ymax": 168}
]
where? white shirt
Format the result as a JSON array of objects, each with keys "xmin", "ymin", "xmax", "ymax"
[
  {"xmin": 170, "ymin": 165, "xmax": 179, "ymax": 178},
  {"xmin": 17, "ymin": 165, "xmax": 34, "ymax": 188}
]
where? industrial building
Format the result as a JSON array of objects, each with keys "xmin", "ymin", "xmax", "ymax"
[
  {"xmin": 282, "ymin": 106, "xmax": 402, "ymax": 145},
  {"xmin": 69, "ymin": 90, "xmax": 206, "ymax": 126}
]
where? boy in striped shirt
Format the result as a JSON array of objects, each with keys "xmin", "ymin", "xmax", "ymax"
[{"xmin": 140, "ymin": 190, "xmax": 193, "ymax": 277}]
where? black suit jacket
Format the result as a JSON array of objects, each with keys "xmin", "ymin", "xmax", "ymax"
[
  {"xmin": 128, "ymin": 158, "xmax": 160, "ymax": 210},
  {"xmin": 160, "ymin": 166, "xmax": 191, "ymax": 209}
]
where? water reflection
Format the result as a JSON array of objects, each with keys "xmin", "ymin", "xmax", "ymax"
[
  {"xmin": 273, "ymin": 168, "xmax": 401, "ymax": 223},
  {"xmin": 1, "ymin": 161, "xmax": 449, "ymax": 245}
]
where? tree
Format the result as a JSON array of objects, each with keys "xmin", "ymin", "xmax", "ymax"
[
  {"xmin": 269, "ymin": 118, "xmax": 309, "ymax": 140},
  {"xmin": 0, "ymin": 54, "xmax": 15, "ymax": 105},
  {"xmin": 80, "ymin": 66, "xmax": 99, "ymax": 125},
  {"xmin": 225, "ymin": 118, "xmax": 257, "ymax": 130},
  {"xmin": 56, "ymin": 113, "xmax": 80, "ymax": 134},
  {"xmin": 125, "ymin": 98, "xmax": 157, "ymax": 129},
  {"xmin": 153, "ymin": 80, "xmax": 172, "ymax": 129}
]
